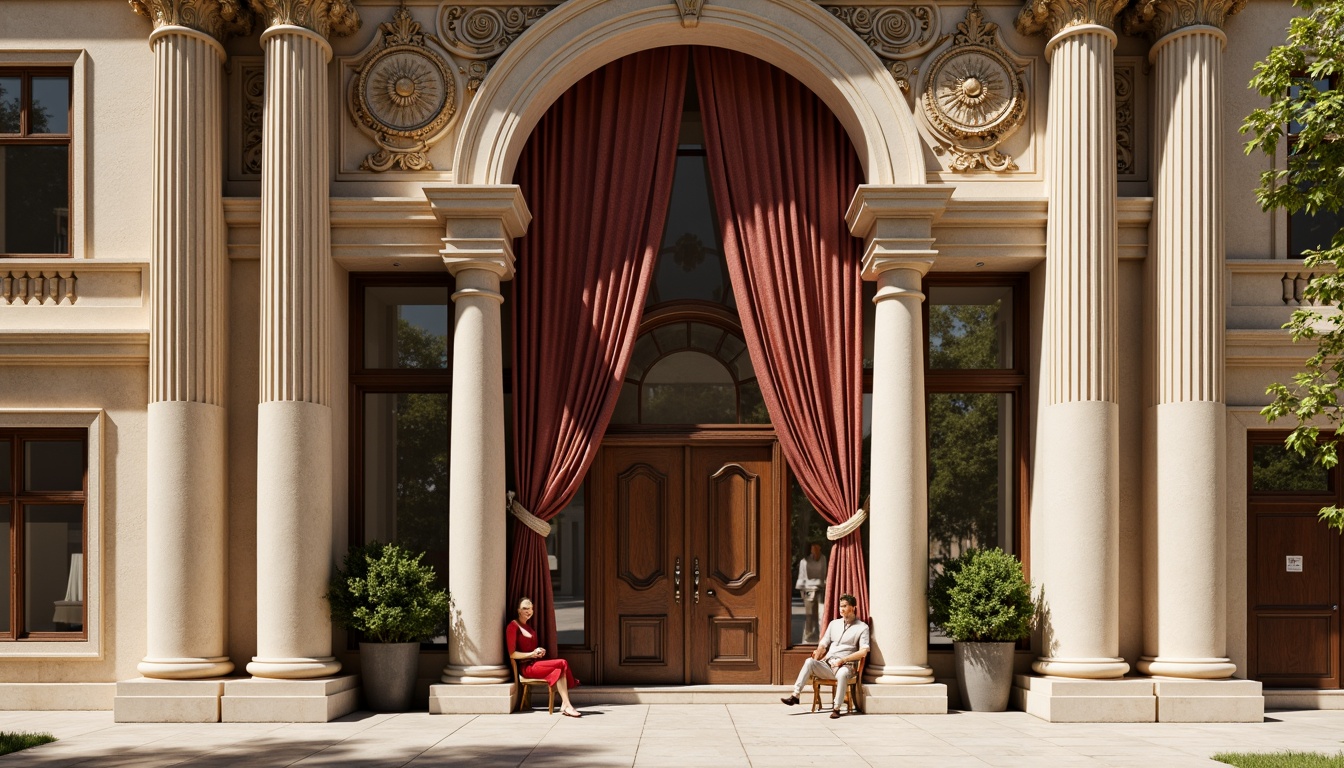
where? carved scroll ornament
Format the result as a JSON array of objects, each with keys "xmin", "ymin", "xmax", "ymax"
[
  {"xmin": 438, "ymin": 4, "xmax": 557, "ymax": 93},
  {"xmin": 822, "ymin": 4, "xmax": 944, "ymax": 92},
  {"xmin": 129, "ymin": 0, "xmax": 253, "ymax": 39}
]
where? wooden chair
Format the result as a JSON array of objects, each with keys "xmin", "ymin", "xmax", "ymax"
[
  {"xmin": 511, "ymin": 657, "xmax": 556, "ymax": 714},
  {"xmin": 810, "ymin": 657, "xmax": 864, "ymax": 714}
]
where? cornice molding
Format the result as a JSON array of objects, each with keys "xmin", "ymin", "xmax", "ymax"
[
  {"xmin": 247, "ymin": 0, "xmax": 359, "ymax": 39},
  {"xmin": 129, "ymin": 0, "xmax": 253, "ymax": 41},
  {"xmin": 1015, "ymin": 0, "xmax": 1130, "ymax": 38},
  {"xmin": 1122, "ymin": 0, "xmax": 1246, "ymax": 38}
]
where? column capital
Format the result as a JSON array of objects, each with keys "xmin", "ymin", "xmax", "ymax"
[
  {"xmin": 246, "ymin": 0, "xmax": 359, "ymax": 39},
  {"xmin": 1122, "ymin": 0, "xmax": 1245, "ymax": 40},
  {"xmin": 846, "ymin": 185, "xmax": 952, "ymax": 281},
  {"xmin": 426, "ymin": 185, "xmax": 532, "ymax": 279},
  {"xmin": 130, "ymin": 0, "xmax": 254, "ymax": 41},
  {"xmin": 1016, "ymin": 0, "xmax": 1130, "ymax": 39}
]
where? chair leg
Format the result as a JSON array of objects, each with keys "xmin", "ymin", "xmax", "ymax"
[
  {"xmin": 810, "ymin": 679, "xmax": 821, "ymax": 712},
  {"xmin": 547, "ymin": 685, "xmax": 555, "ymax": 715},
  {"xmin": 516, "ymin": 683, "xmax": 526, "ymax": 713}
]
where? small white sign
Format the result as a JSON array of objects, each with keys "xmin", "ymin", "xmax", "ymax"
[{"xmin": 1287, "ymin": 555, "xmax": 1304, "ymax": 573}]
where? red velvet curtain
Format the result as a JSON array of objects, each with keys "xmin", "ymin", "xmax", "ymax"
[
  {"xmin": 507, "ymin": 48, "xmax": 688, "ymax": 655},
  {"xmin": 694, "ymin": 47, "xmax": 869, "ymax": 623}
]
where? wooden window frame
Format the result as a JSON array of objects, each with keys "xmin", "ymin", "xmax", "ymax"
[
  {"xmin": 0, "ymin": 67, "xmax": 73, "ymax": 258},
  {"xmin": 0, "ymin": 428, "xmax": 88, "ymax": 641}
]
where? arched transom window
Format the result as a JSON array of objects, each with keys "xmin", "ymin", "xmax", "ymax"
[{"xmin": 611, "ymin": 319, "xmax": 768, "ymax": 425}]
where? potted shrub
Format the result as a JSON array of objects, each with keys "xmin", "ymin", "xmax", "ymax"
[
  {"xmin": 328, "ymin": 541, "xmax": 451, "ymax": 712},
  {"xmin": 928, "ymin": 547, "xmax": 1033, "ymax": 712}
]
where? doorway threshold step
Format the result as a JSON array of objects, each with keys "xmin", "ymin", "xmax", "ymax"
[{"xmin": 561, "ymin": 685, "xmax": 795, "ymax": 705}]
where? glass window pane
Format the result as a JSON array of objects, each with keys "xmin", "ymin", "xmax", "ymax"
[
  {"xmin": 1290, "ymin": 207, "xmax": 1344, "ymax": 258},
  {"xmin": 650, "ymin": 155, "xmax": 733, "ymax": 307},
  {"xmin": 611, "ymin": 383, "xmax": 638, "ymax": 425},
  {"xmin": 628, "ymin": 333, "xmax": 659, "ymax": 379},
  {"xmin": 363, "ymin": 286, "xmax": 450, "ymax": 369},
  {"xmin": 1252, "ymin": 442, "xmax": 1330, "ymax": 492},
  {"xmin": 862, "ymin": 281, "xmax": 876, "ymax": 371},
  {"xmin": 928, "ymin": 286, "xmax": 1013, "ymax": 369},
  {"xmin": 30, "ymin": 77, "xmax": 70, "ymax": 135},
  {"xmin": 24, "ymin": 439, "xmax": 83, "ymax": 492},
  {"xmin": 1, "ymin": 505, "xmax": 10, "ymax": 634},
  {"xmin": 927, "ymin": 392, "xmax": 1014, "ymax": 645},
  {"xmin": 652, "ymin": 323, "xmax": 688, "ymax": 353},
  {"xmin": 0, "ymin": 77, "xmax": 19, "ymax": 133},
  {"xmin": 2, "ymin": 145, "xmax": 70, "ymax": 254},
  {"xmin": 788, "ymin": 480, "xmax": 830, "ymax": 647},
  {"xmin": 0, "ymin": 440, "xmax": 10, "ymax": 493},
  {"xmin": 718, "ymin": 333, "xmax": 745, "ymax": 362},
  {"xmin": 550, "ymin": 484, "xmax": 586, "ymax": 645},
  {"xmin": 739, "ymin": 379, "xmax": 769, "ymax": 424},
  {"xmin": 642, "ymin": 350, "xmax": 734, "ymax": 424},
  {"xmin": 689, "ymin": 322, "xmax": 723, "ymax": 353},
  {"xmin": 363, "ymin": 392, "xmax": 450, "ymax": 641},
  {"xmin": 24, "ymin": 503, "xmax": 83, "ymax": 633}
]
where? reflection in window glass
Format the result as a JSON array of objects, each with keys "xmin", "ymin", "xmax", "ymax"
[
  {"xmin": 642, "ymin": 351, "xmax": 735, "ymax": 424},
  {"xmin": 24, "ymin": 440, "xmax": 83, "ymax": 492},
  {"xmin": 0, "ymin": 440, "xmax": 10, "ymax": 493},
  {"xmin": 24, "ymin": 503, "xmax": 83, "ymax": 633},
  {"xmin": 927, "ymin": 392, "xmax": 1014, "ymax": 644},
  {"xmin": 3, "ymin": 145, "xmax": 70, "ymax": 255},
  {"xmin": 649, "ymin": 155, "xmax": 734, "ymax": 308},
  {"xmin": 0, "ymin": 77, "xmax": 19, "ymax": 133},
  {"xmin": 1252, "ymin": 442, "xmax": 1330, "ymax": 492},
  {"xmin": 928, "ymin": 286, "xmax": 1013, "ymax": 369},
  {"xmin": 550, "ymin": 485, "xmax": 585, "ymax": 645},
  {"xmin": 364, "ymin": 392, "xmax": 450, "ymax": 641},
  {"xmin": 363, "ymin": 286, "xmax": 450, "ymax": 369},
  {"xmin": 30, "ymin": 77, "xmax": 70, "ymax": 134},
  {"xmin": 1, "ymin": 505, "xmax": 9, "ymax": 633}
]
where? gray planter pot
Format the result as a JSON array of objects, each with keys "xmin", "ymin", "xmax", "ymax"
[
  {"xmin": 360, "ymin": 642, "xmax": 420, "ymax": 712},
  {"xmin": 953, "ymin": 641, "xmax": 1016, "ymax": 712}
]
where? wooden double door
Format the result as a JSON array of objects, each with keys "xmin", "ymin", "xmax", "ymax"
[{"xmin": 593, "ymin": 440, "xmax": 782, "ymax": 684}]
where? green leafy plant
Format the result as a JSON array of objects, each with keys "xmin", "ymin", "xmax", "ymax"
[
  {"xmin": 927, "ymin": 547, "xmax": 1033, "ymax": 643},
  {"xmin": 327, "ymin": 541, "xmax": 450, "ymax": 644},
  {"xmin": 0, "ymin": 731, "xmax": 55, "ymax": 756}
]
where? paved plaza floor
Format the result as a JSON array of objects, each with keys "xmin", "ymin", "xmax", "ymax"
[{"xmin": 3, "ymin": 706, "xmax": 1344, "ymax": 767}]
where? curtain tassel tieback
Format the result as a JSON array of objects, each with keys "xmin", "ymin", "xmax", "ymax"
[
  {"xmin": 506, "ymin": 491, "xmax": 553, "ymax": 538},
  {"xmin": 825, "ymin": 496, "xmax": 869, "ymax": 541}
]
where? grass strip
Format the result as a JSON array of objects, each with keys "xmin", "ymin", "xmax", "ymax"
[
  {"xmin": 1213, "ymin": 752, "xmax": 1344, "ymax": 767},
  {"xmin": 0, "ymin": 731, "xmax": 56, "ymax": 756}
]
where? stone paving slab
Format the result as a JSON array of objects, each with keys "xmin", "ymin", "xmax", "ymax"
[{"xmin": 2, "ymin": 706, "xmax": 1344, "ymax": 766}]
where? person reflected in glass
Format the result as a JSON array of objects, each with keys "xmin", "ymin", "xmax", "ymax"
[
  {"xmin": 780, "ymin": 593, "xmax": 869, "ymax": 719},
  {"xmin": 796, "ymin": 541, "xmax": 827, "ymax": 644},
  {"xmin": 507, "ymin": 596, "xmax": 582, "ymax": 718}
]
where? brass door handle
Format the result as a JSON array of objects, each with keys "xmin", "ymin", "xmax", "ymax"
[
  {"xmin": 674, "ymin": 557, "xmax": 682, "ymax": 605},
  {"xmin": 693, "ymin": 557, "xmax": 701, "ymax": 604}
]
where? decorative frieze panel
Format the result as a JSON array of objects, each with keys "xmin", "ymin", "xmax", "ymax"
[
  {"xmin": 227, "ymin": 57, "xmax": 264, "ymax": 181},
  {"xmin": 1114, "ymin": 56, "xmax": 1148, "ymax": 183},
  {"xmin": 2, "ymin": 271, "xmax": 77, "ymax": 305},
  {"xmin": 821, "ymin": 3, "xmax": 943, "ymax": 92},
  {"xmin": 437, "ymin": 4, "xmax": 556, "ymax": 93}
]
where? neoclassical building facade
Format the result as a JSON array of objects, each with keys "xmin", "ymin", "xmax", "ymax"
[{"xmin": 0, "ymin": 0, "xmax": 1334, "ymax": 723}]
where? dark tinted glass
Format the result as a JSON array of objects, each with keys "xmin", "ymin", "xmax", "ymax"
[
  {"xmin": 2, "ymin": 145, "xmax": 69, "ymax": 254},
  {"xmin": 0, "ymin": 77, "xmax": 19, "ymax": 133},
  {"xmin": 0, "ymin": 440, "xmax": 10, "ymax": 493},
  {"xmin": 1290, "ymin": 207, "xmax": 1344, "ymax": 258},
  {"xmin": 1252, "ymin": 442, "xmax": 1330, "ymax": 492},
  {"xmin": 30, "ymin": 76, "xmax": 70, "ymax": 134},
  {"xmin": 24, "ymin": 503, "xmax": 83, "ymax": 632},
  {"xmin": 0, "ymin": 504, "xmax": 9, "ymax": 633},
  {"xmin": 24, "ymin": 440, "xmax": 83, "ymax": 492},
  {"xmin": 363, "ymin": 286, "xmax": 450, "ymax": 369},
  {"xmin": 650, "ymin": 155, "xmax": 733, "ymax": 307}
]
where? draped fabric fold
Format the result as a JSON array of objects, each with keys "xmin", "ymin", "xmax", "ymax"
[
  {"xmin": 507, "ymin": 47, "xmax": 688, "ymax": 655},
  {"xmin": 694, "ymin": 47, "xmax": 869, "ymax": 624}
]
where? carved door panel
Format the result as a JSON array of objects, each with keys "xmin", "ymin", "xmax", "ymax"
[
  {"xmin": 599, "ymin": 446, "xmax": 686, "ymax": 685},
  {"xmin": 687, "ymin": 445, "xmax": 777, "ymax": 684}
]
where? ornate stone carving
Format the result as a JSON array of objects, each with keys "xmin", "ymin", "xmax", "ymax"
[
  {"xmin": 674, "ymin": 0, "xmax": 704, "ymax": 28},
  {"xmin": 438, "ymin": 4, "xmax": 557, "ymax": 92},
  {"xmin": 129, "ymin": 0, "xmax": 254, "ymax": 39},
  {"xmin": 822, "ymin": 4, "xmax": 943, "ymax": 92},
  {"xmin": 1122, "ymin": 0, "xmax": 1246, "ymax": 38},
  {"xmin": 240, "ymin": 61, "xmax": 265, "ymax": 175},
  {"xmin": 246, "ymin": 0, "xmax": 359, "ymax": 39},
  {"xmin": 350, "ymin": 5, "xmax": 458, "ymax": 172},
  {"xmin": 1015, "ymin": 0, "xmax": 1129, "ymax": 39},
  {"xmin": 1115, "ymin": 63, "xmax": 1134, "ymax": 176},
  {"xmin": 921, "ymin": 4, "xmax": 1027, "ymax": 172}
]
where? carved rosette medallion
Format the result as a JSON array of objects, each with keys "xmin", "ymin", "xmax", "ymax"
[
  {"xmin": 438, "ymin": 5, "xmax": 557, "ymax": 92},
  {"xmin": 822, "ymin": 4, "xmax": 943, "ymax": 92},
  {"xmin": 920, "ymin": 4, "xmax": 1027, "ymax": 172},
  {"xmin": 350, "ymin": 6, "xmax": 458, "ymax": 172}
]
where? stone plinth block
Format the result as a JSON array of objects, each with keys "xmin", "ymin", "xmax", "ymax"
[
  {"xmin": 428, "ymin": 682, "xmax": 515, "ymax": 714},
  {"xmin": 1264, "ymin": 689, "xmax": 1344, "ymax": 710},
  {"xmin": 0, "ymin": 683, "xmax": 115, "ymax": 711},
  {"xmin": 221, "ymin": 676, "xmax": 358, "ymax": 722},
  {"xmin": 1013, "ymin": 675, "xmax": 1155, "ymax": 722},
  {"xmin": 860, "ymin": 682, "xmax": 948, "ymax": 714},
  {"xmin": 114, "ymin": 678, "xmax": 225, "ymax": 723},
  {"xmin": 1153, "ymin": 679, "xmax": 1264, "ymax": 722}
]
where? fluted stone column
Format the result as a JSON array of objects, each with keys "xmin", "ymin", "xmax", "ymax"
[
  {"xmin": 132, "ymin": 1, "xmax": 251, "ymax": 682},
  {"xmin": 1127, "ymin": 0, "xmax": 1244, "ymax": 681},
  {"xmin": 1017, "ymin": 0, "xmax": 1130, "ymax": 680},
  {"xmin": 245, "ymin": 0, "xmax": 358, "ymax": 680},
  {"xmin": 425, "ymin": 187, "xmax": 530, "ymax": 714},
  {"xmin": 848, "ymin": 186, "xmax": 953, "ymax": 713}
]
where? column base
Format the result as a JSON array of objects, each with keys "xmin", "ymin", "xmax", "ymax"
[
  {"xmin": 1152, "ymin": 679, "xmax": 1264, "ymax": 722},
  {"xmin": 138, "ymin": 657, "xmax": 235, "ymax": 680},
  {"xmin": 114, "ymin": 678, "xmax": 226, "ymax": 723},
  {"xmin": 428, "ymin": 682, "xmax": 515, "ymax": 714},
  {"xmin": 220, "ymin": 675, "xmax": 359, "ymax": 722},
  {"xmin": 1137, "ymin": 656, "xmax": 1238, "ymax": 679},
  {"xmin": 439, "ymin": 663, "xmax": 511, "ymax": 685},
  {"xmin": 1012, "ymin": 674, "xmax": 1155, "ymax": 722},
  {"xmin": 246, "ymin": 656, "xmax": 342, "ymax": 679},
  {"xmin": 860, "ymin": 682, "xmax": 947, "ymax": 714},
  {"xmin": 1032, "ymin": 656, "xmax": 1130, "ymax": 679},
  {"xmin": 864, "ymin": 663, "xmax": 935, "ymax": 685}
]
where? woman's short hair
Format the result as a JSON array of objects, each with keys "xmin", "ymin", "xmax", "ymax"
[{"xmin": 517, "ymin": 596, "xmax": 533, "ymax": 610}]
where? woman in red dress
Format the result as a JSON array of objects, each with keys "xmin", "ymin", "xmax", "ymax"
[{"xmin": 507, "ymin": 596, "xmax": 581, "ymax": 717}]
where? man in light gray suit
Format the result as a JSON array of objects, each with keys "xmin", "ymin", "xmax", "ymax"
[{"xmin": 780, "ymin": 593, "xmax": 869, "ymax": 719}]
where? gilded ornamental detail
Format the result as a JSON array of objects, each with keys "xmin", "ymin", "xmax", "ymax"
[
  {"xmin": 438, "ymin": 4, "xmax": 557, "ymax": 93},
  {"xmin": 128, "ymin": 0, "xmax": 253, "ymax": 40},
  {"xmin": 821, "ymin": 4, "xmax": 944, "ymax": 92},
  {"xmin": 920, "ymin": 4, "xmax": 1028, "ymax": 172}
]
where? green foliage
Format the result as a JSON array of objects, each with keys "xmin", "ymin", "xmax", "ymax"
[
  {"xmin": 927, "ymin": 548, "xmax": 1033, "ymax": 643},
  {"xmin": 1246, "ymin": 0, "xmax": 1344, "ymax": 530},
  {"xmin": 0, "ymin": 731, "xmax": 55, "ymax": 756},
  {"xmin": 327, "ymin": 541, "xmax": 450, "ymax": 644},
  {"xmin": 1213, "ymin": 752, "xmax": 1344, "ymax": 768}
]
